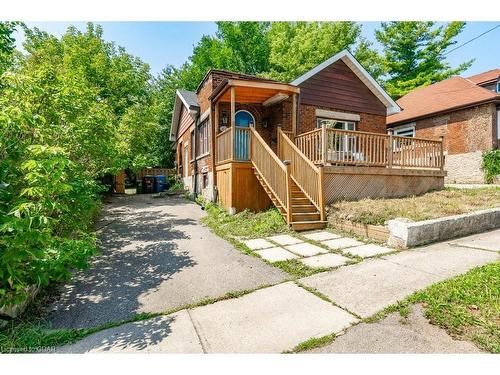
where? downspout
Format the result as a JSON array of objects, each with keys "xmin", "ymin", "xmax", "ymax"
[
  {"xmin": 192, "ymin": 108, "xmax": 200, "ymax": 199},
  {"xmin": 296, "ymin": 93, "xmax": 301, "ymax": 134}
]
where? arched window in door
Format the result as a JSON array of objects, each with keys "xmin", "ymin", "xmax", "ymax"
[{"xmin": 235, "ymin": 110, "xmax": 255, "ymax": 127}]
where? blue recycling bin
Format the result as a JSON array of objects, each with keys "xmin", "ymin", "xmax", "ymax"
[{"xmin": 154, "ymin": 175, "xmax": 166, "ymax": 193}]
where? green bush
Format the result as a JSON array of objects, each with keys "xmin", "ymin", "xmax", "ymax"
[
  {"xmin": 482, "ymin": 150, "xmax": 500, "ymax": 183},
  {"xmin": 0, "ymin": 145, "xmax": 98, "ymax": 307}
]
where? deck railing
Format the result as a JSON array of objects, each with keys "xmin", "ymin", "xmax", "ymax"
[
  {"xmin": 215, "ymin": 126, "xmax": 251, "ymax": 164},
  {"xmin": 294, "ymin": 127, "xmax": 444, "ymax": 170},
  {"xmin": 278, "ymin": 129, "xmax": 325, "ymax": 220},
  {"xmin": 249, "ymin": 127, "xmax": 289, "ymax": 218},
  {"xmin": 215, "ymin": 127, "xmax": 233, "ymax": 164}
]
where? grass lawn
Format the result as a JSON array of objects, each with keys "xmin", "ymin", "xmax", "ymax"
[
  {"xmin": 200, "ymin": 201, "xmax": 290, "ymax": 239},
  {"xmin": 394, "ymin": 262, "xmax": 500, "ymax": 353},
  {"xmin": 329, "ymin": 187, "xmax": 500, "ymax": 226}
]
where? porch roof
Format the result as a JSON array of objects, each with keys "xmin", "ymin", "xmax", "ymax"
[{"xmin": 209, "ymin": 78, "xmax": 300, "ymax": 104}]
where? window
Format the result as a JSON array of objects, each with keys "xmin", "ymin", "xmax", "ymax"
[
  {"xmin": 393, "ymin": 123, "xmax": 416, "ymax": 137},
  {"xmin": 317, "ymin": 118, "xmax": 355, "ymax": 131},
  {"xmin": 196, "ymin": 119, "xmax": 210, "ymax": 157},
  {"xmin": 190, "ymin": 131, "xmax": 195, "ymax": 160},
  {"xmin": 497, "ymin": 81, "xmax": 500, "ymax": 93},
  {"xmin": 317, "ymin": 118, "xmax": 357, "ymax": 157},
  {"xmin": 235, "ymin": 110, "xmax": 255, "ymax": 127}
]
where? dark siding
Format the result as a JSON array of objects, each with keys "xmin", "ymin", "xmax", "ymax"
[{"xmin": 298, "ymin": 60, "xmax": 386, "ymax": 116}]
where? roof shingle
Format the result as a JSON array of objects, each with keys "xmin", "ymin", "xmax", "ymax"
[
  {"xmin": 467, "ymin": 69, "xmax": 500, "ymax": 85},
  {"xmin": 387, "ymin": 76, "xmax": 499, "ymax": 125}
]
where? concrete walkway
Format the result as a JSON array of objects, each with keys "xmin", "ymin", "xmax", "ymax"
[
  {"xmin": 57, "ymin": 227, "xmax": 499, "ymax": 353},
  {"xmin": 49, "ymin": 194, "xmax": 287, "ymax": 329}
]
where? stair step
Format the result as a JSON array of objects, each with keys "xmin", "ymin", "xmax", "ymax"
[
  {"xmin": 292, "ymin": 212, "xmax": 321, "ymax": 221},
  {"xmin": 291, "ymin": 220, "xmax": 328, "ymax": 231},
  {"xmin": 291, "ymin": 205, "xmax": 318, "ymax": 213}
]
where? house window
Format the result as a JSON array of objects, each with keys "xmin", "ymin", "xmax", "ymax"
[
  {"xmin": 235, "ymin": 110, "xmax": 255, "ymax": 127},
  {"xmin": 393, "ymin": 123, "xmax": 416, "ymax": 137},
  {"xmin": 497, "ymin": 82, "xmax": 500, "ymax": 93},
  {"xmin": 196, "ymin": 119, "xmax": 210, "ymax": 157},
  {"xmin": 190, "ymin": 131, "xmax": 195, "ymax": 160},
  {"xmin": 316, "ymin": 118, "xmax": 356, "ymax": 131},
  {"xmin": 202, "ymin": 173, "xmax": 209, "ymax": 189}
]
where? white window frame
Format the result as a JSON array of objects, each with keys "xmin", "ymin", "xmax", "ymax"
[
  {"xmin": 316, "ymin": 117, "xmax": 356, "ymax": 131},
  {"xmin": 316, "ymin": 118, "xmax": 357, "ymax": 159},
  {"xmin": 392, "ymin": 123, "xmax": 416, "ymax": 137}
]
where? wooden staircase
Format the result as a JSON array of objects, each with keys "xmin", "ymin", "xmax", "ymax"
[{"xmin": 254, "ymin": 171, "xmax": 326, "ymax": 231}]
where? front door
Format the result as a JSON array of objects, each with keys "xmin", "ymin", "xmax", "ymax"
[{"xmin": 234, "ymin": 110, "xmax": 254, "ymax": 160}]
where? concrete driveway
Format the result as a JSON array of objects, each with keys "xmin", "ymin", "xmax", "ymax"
[{"xmin": 49, "ymin": 194, "xmax": 287, "ymax": 329}]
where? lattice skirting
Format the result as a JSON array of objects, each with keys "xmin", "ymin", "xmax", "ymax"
[{"xmin": 324, "ymin": 172, "xmax": 444, "ymax": 203}]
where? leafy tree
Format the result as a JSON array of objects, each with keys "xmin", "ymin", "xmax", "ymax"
[
  {"xmin": 266, "ymin": 22, "xmax": 383, "ymax": 82},
  {"xmin": 0, "ymin": 22, "xmax": 21, "ymax": 76},
  {"xmin": 375, "ymin": 21, "xmax": 473, "ymax": 98},
  {"xmin": 0, "ymin": 23, "xmax": 160, "ymax": 307}
]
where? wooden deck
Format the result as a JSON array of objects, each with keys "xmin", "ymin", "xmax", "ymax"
[{"xmin": 211, "ymin": 78, "xmax": 445, "ymax": 230}]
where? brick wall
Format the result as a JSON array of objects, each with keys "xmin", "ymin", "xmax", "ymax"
[
  {"xmin": 297, "ymin": 104, "xmax": 386, "ymax": 134},
  {"xmin": 409, "ymin": 103, "xmax": 497, "ymax": 183},
  {"xmin": 414, "ymin": 103, "xmax": 496, "ymax": 155}
]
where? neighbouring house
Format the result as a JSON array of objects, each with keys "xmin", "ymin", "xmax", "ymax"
[
  {"xmin": 387, "ymin": 69, "xmax": 500, "ymax": 184},
  {"xmin": 170, "ymin": 50, "xmax": 446, "ymax": 230}
]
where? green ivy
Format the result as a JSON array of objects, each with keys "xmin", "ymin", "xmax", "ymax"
[{"xmin": 482, "ymin": 150, "xmax": 500, "ymax": 184}]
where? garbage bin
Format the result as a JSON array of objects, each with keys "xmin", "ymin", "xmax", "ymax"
[
  {"xmin": 142, "ymin": 175, "xmax": 155, "ymax": 194},
  {"xmin": 155, "ymin": 175, "xmax": 166, "ymax": 193}
]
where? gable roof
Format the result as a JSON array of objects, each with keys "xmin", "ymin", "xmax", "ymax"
[
  {"xmin": 467, "ymin": 69, "xmax": 500, "ymax": 85},
  {"xmin": 387, "ymin": 76, "xmax": 500, "ymax": 126},
  {"xmin": 169, "ymin": 89, "xmax": 199, "ymax": 141},
  {"xmin": 291, "ymin": 49, "xmax": 400, "ymax": 115}
]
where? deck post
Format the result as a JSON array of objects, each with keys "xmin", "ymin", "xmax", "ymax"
[
  {"xmin": 292, "ymin": 93, "xmax": 297, "ymax": 136},
  {"xmin": 321, "ymin": 124, "xmax": 327, "ymax": 164},
  {"xmin": 439, "ymin": 135, "xmax": 445, "ymax": 171},
  {"xmin": 284, "ymin": 160, "xmax": 292, "ymax": 225},
  {"xmin": 318, "ymin": 164, "xmax": 326, "ymax": 221},
  {"xmin": 230, "ymin": 86, "xmax": 235, "ymax": 161},
  {"xmin": 387, "ymin": 129, "xmax": 394, "ymax": 169}
]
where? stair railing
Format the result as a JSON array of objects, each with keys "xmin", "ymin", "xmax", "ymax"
[
  {"xmin": 278, "ymin": 128, "xmax": 325, "ymax": 221},
  {"xmin": 249, "ymin": 127, "xmax": 290, "ymax": 220}
]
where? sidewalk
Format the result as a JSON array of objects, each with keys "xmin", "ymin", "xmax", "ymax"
[{"xmin": 57, "ymin": 229, "xmax": 499, "ymax": 353}]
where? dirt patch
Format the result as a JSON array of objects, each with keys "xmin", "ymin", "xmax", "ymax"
[{"xmin": 328, "ymin": 187, "xmax": 500, "ymax": 226}]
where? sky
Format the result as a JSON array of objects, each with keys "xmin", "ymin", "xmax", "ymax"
[{"xmin": 14, "ymin": 21, "xmax": 500, "ymax": 78}]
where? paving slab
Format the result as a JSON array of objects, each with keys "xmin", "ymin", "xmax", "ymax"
[
  {"xmin": 300, "ymin": 259, "xmax": 442, "ymax": 318},
  {"xmin": 382, "ymin": 244, "xmax": 499, "ymax": 278},
  {"xmin": 285, "ymin": 242, "xmax": 329, "ymax": 257},
  {"xmin": 303, "ymin": 231, "xmax": 342, "ymax": 242},
  {"xmin": 307, "ymin": 304, "xmax": 481, "ymax": 353},
  {"xmin": 189, "ymin": 282, "xmax": 358, "ymax": 353},
  {"xmin": 300, "ymin": 253, "xmax": 351, "ymax": 269},
  {"xmin": 243, "ymin": 238, "xmax": 275, "ymax": 250},
  {"xmin": 450, "ymin": 229, "xmax": 500, "ymax": 252},
  {"xmin": 255, "ymin": 247, "xmax": 299, "ymax": 262},
  {"xmin": 267, "ymin": 234, "xmax": 303, "ymax": 246},
  {"xmin": 322, "ymin": 237, "xmax": 365, "ymax": 250},
  {"xmin": 344, "ymin": 244, "xmax": 394, "ymax": 258},
  {"xmin": 49, "ymin": 195, "xmax": 287, "ymax": 329},
  {"xmin": 57, "ymin": 310, "xmax": 203, "ymax": 353}
]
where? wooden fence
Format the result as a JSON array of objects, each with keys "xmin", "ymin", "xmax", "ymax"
[{"xmin": 136, "ymin": 167, "xmax": 176, "ymax": 179}]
